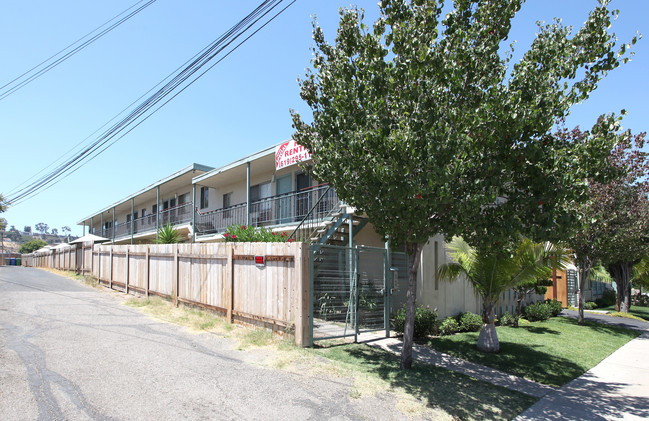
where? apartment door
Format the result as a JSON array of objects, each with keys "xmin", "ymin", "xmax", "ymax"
[
  {"xmin": 295, "ymin": 172, "xmax": 311, "ymax": 220},
  {"xmin": 275, "ymin": 175, "xmax": 291, "ymax": 224}
]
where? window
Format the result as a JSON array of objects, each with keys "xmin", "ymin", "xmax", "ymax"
[
  {"xmin": 141, "ymin": 208, "xmax": 146, "ymax": 217},
  {"xmin": 200, "ymin": 187, "xmax": 209, "ymax": 209}
]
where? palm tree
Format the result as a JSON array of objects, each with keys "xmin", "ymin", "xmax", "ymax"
[{"xmin": 438, "ymin": 237, "xmax": 570, "ymax": 353}]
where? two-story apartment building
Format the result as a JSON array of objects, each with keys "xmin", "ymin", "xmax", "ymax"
[
  {"xmin": 78, "ymin": 140, "xmax": 564, "ymax": 319},
  {"xmin": 77, "ymin": 164, "xmax": 213, "ymax": 244}
]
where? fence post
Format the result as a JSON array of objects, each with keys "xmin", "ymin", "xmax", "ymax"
[
  {"xmin": 109, "ymin": 247, "xmax": 113, "ymax": 289},
  {"xmin": 173, "ymin": 245, "xmax": 179, "ymax": 307},
  {"xmin": 227, "ymin": 244, "xmax": 234, "ymax": 323},
  {"xmin": 125, "ymin": 248, "xmax": 130, "ymax": 294},
  {"xmin": 145, "ymin": 247, "xmax": 150, "ymax": 297}
]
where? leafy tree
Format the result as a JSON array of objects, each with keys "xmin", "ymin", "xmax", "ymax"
[
  {"xmin": 155, "ymin": 224, "xmax": 181, "ymax": 244},
  {"xmin": 0, "ymin": 218, "xmax": 6, "ymax": 232},
  {"xmin": 568, "ymin": 128, "xmax": 648, "ymax": 320},
  {"xmin": 292, "ymin": 0, "xmax": 633, "ymax": 366},
  {"xmin": 438, "ymin": 237, "xmax": 569, "ymax": 351},
  {"xmin": 24, "ymin": 226, "xmax": 32, "ymax": 233},
  {"xmin": 51, "ymin": 228, "xmax": 59, "ymax": 237},
  {"xmin": 19, "ymin": 239, "xmax": 48, "ymax": 254},
  {"xmin": 0, "ymin": 194, "xmax": 7, "ymax": 214},
  {"xmin": 35, "ymin": 222, "xmax": 49, "ymax": 235}
]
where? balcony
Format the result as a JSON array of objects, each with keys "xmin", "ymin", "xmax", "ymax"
[
  {"xmin": 101, "ymin": 202, "xmax": 193, "ymax": 240},
  {"xmin": 96, "ymin": 185, "xmax": 340, "ymax": 241},
  {"xmin": 195, "ymin": 184, "xmax": 339, "ymax": 235}
]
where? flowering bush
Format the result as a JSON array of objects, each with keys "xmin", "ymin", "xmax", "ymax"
[{"xmin": 223, "ymin": 224, "xmax": 294, "ymax": 242}]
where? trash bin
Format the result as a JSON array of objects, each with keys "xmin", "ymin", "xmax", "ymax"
[
  {"xmin": 16, "ymin": 258, "xmax": 21, "ymax": 266},
  {"xmin": 9, "ymin": 258, "xmax": 16, "ymax": 266}
]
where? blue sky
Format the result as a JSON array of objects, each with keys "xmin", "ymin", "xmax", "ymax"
[{"xmin": 0, "ymin": 0, "xmax": 647, "ymax": 236}]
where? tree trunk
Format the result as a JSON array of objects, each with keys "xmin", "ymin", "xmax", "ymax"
[
  {"xmin": 400, "ymin": 242, "xmax": 424, "ymax": 369},
  {"xmin": 610, "ymin": 262, "xmax": 632, "ymax": 313},
  {"xmin": 513, "ymin": 289, "xmax": 524, "ymax": 328},
  {"xmin": 577, "ymin": 257, "xmax": 592, "ymax": 326},
  {"xmin": 478, "ymin": 299, "xmax": 499, "ymax": 353}
]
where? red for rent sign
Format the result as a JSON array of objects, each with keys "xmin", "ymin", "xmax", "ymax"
[{"xmin": 275, "ymin": 140, "xmax": 312, "ymax": 170}]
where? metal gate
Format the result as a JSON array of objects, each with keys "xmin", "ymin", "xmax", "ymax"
[{"xmin": 309, "ymin": 244, "xmax": 408, "ymax": 345}]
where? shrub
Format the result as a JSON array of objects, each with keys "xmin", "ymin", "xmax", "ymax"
[
  {"xmin": 456, "ymin": 312, "xmax": 482, "ymax": 332},
  {"xmin": 524, "ymin": 302, "xmax": 552, "ymax": 322},
  {"xmin": 223, "ymin": 224, "xmax": 293, "ymax": 242},
  {"xmin": 499, "ymin": 312, "xmax": 515, "ymax": 326},
  {"xmin": 633, "ymin": 294, "xmax": 649, "ymax": 307},
  {"xmin": 19, "ymin": 239, "xmax": 48, "ymax": 254},
  {"xmin": 544, "ymin": 299, "xmax": 563, "ymax": 317},
  {"xmin": 155, "ymin": 223, "xmax": 181, "ymax": 244},
  {"xmin": 584, "ymin": 301, "xmax": 597, "ymax": 310},
  {"xmin": 595, "ymin": 289, "xmax": 616, "ymax": 308},
  {"xmin": 439, "ymin": 317, "xmax": 460, "ymax": 336},
  {"xmin": 392, "ymin": 305, "xmax": 438, "ymax": 338}
]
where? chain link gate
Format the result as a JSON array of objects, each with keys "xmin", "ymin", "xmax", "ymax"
[{"xmin": 309, "ymin": 244, "xmax": 409, "ymax": 345}]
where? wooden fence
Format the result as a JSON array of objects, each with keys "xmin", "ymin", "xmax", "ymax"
[{"xmin": 22, "ymin": 242, "xmax": 310, "ymax": 345}]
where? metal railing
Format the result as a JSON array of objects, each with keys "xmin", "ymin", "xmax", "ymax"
[
  {"xmin": 104, "ymin": 202, "xmax": 193, "ymax": 240},
  {"xmin": 288, "ymin": 185, "xmax": 341, "ymax": 243},
  {"xmin": 194, "ymin": 184, "xmax": 339, "ymax": 236},
  {"xmin": 194, "ymin": 202, "xmax": 247, "ymax": 234}
]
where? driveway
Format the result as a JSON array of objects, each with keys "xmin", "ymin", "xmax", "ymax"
[{"xmin": 0, "ymin": 267, "xmax": 406, "ymax": 420}]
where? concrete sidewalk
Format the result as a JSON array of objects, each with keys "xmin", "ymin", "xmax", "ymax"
[{"xmin": 516, "ymin": 313, "xmax": 649, "ymax": 420}]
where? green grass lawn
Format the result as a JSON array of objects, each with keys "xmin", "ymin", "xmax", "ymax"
[
  {"xmin": 426, "ymin": 317, "xmax": 640, "ymax": 388},
  {"xmin": 600, "ymin": 305, "xmax": 649, "ymax": 321},
  {"xmin": 314, "ymin": 344, "xmax": 537, "ymax": 421}
]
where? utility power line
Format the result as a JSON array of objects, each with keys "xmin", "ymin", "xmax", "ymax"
[
  {"xmin": 4, "ymin": 0, "xmax": 296, "ymax": 207},
  {"xmin": 0, "ymin": 0, "xmax": 157, "ymax": 101}
]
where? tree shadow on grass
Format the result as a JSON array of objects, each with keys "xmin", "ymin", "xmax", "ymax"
[
  {"xmin": 325, "ymin": 344, "xmax": 536, "ymax": 421},
  {"xmin": 518, "ymin": 325, "xmax": 560, "ymax": 335},
  {"xmin": 427, "ymin": 336, "xmax": 588, "ymax": 387}
]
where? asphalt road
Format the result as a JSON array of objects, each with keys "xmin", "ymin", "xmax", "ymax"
[{"xmin": 0, "ymin": 266, "xmax": 405, "ymax": 421}]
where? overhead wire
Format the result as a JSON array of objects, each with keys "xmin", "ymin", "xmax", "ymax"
[
  {"xmin": 0, "ymin": 0, "xmax": 157, "ymax": 101},
  {"xmin": 6, "ymin": 0, "xmax": 296, "ymax": 207}
]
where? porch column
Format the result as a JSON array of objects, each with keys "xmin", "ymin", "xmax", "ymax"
[
  {"xmin": 156, "ymin": 186, "xmax": 160, "ymax": 241},
  {"xmin": 91, "ymin": 216, "xmax": 93, "ymax": 235},
  {"xmin": 83, "ymin": 224, "xmax": 86, "ymax": 236},
  {"xmin": 112, "ymin": 207, "xmax": 115, "ymax": 243},
  {"xmin": 130, "ymin": 198, "xmax": 134, "ymax": 245},
  {"xmin": 192, "ymin": 184, "xmax": 197, "ymax": 243},
  {"xmin": 246, "ymin": 162, "xmax": 251, "ymax": 226},
  {"xmin": 100, "ymin": 213, "xmax": 104, "ymax": 238}
]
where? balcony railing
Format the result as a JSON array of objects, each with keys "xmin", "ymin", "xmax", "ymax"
[
  {"xmin": 102, "ymin": 202, "xmax": 193, "ymax": 240},
  {"xmin": 195, "ymin": 184, "xmax": 339, "ymax": 235},
  {"xmin": 94, "ymin": 185, "xmax": 340, "ymax": 240}
]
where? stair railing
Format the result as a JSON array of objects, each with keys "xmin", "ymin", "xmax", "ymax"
[{"xmin": 288, "ymin": 185, "xmax": 341, "ymax": 243}]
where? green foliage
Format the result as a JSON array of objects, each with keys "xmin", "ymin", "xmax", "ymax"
[
  {"xmin": 457, "ymin": 312, "xmax": 482, "ymax": 333},
  {"xmin": 223, "ymin": 225, "xmax": 292, "ymax": 243},
  {"xmin": 523, "ymin": 302, "xmax": 552, "ymax": 322},
  {"xmin": 439, "ymin": 317, "xmax": 460, "ymax": 336},
  {"xmin": 584, "ymin": 301, "xmax": 598, "ymax": 310},
  {"xmin": 595, "ymin": 289, "xmax": 617, "ymax": 308},
  {"xmin": 293, "ymin": 0, "xmax": 634, "ymax": 363},
  {"xmin": 392, "ymin": 305, "xmax": 438, "ymax": 338},
  {"xmin": 544, "ymin": 299, "xmax": 563, "ymax": 317},
  {"xmin": 498, "ymin": 312, "xmax": 515, "ymax": 327},
  {"xmin": 19, "ymin": 239, "xmax": 48, "ymax": 254},
  {"xmin": 155, "ymin": 223, "xmax": 181, "ymax": 244}
]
